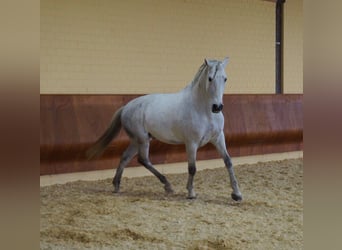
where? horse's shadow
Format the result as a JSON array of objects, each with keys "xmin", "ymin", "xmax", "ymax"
[{"xmin": 81, "ymin": 183, "xmax": 242, "ymax": 207}]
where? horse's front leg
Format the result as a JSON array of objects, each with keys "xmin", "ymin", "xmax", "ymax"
[
  {"xmin": 211, "ymin": 132, "xmax": 242, "ymax": 201},
  {"xmin": 185, "ymin": 143, "xmax": 198, "ymax": 199}
]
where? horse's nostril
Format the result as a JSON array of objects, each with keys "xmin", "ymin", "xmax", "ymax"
[{"xmin": 212, "ymin": 104, "xmax": 223, "ymax": 113}]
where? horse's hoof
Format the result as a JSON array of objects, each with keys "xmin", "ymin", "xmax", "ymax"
[
  {"xmin": 231, "ymin": 193, "xmax": 242, "ymax": 202},
  {"xmin": 164, "ymin": 185, "xmax": 174, "ymax": 194},
  {"xmin": 187, "ymin": 195, "xmax": 197, "ymax": 200},
  {"xmin": 113, "ymin": 189, "xmax": 120, "ymax": 194},
  {"xmin": 187, "ymin": 190, "xmax": 197, "ymax": 199}
]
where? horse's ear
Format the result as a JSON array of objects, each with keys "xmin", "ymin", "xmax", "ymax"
[
  {"xmin": 205, "ymin": 59, "xmax": 215, "ymax": 67},
  {"xmin": 222, "ymin": 57, "xmax": 230, "ymax": 67}
]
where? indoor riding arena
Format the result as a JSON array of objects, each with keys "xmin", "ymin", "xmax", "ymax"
[{"xmin": 40, "ymin": 0, "xmax": 303, "ymax": 249}]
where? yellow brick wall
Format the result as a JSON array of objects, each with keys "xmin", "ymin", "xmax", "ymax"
[{"xmin": 40, "ymin": 0, "xmax": 302, "ymax": 94}]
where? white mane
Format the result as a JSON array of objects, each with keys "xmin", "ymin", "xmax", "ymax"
[
  {"xmin": 190, "ymin": 62, "xmax": 207, "ymax": 88},
  {"xmin": 189, "ymin": 60, "xmax": 221, "ymax": 89}
]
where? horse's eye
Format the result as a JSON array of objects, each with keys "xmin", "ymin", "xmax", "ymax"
[
  {"xmin": 208, "ymin": 77, "xmax": 213, "ymax": 82},
  {"xmin": 224, "ymin": 77, "xmax": 227, "ymax": 82}
]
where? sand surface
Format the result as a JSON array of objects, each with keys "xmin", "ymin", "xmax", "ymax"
[{"xmin": 40, "ymin": 158, "xmax": 303, "ymax": 249}]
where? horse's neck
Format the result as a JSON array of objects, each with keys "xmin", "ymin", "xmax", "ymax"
[
  {"xmin": 179, "ymin": 63, "xmax": 211, "ymax": 112},
  {"xmin": 182, "ymin": 77, "xmax": 211, "ymax": 113}
]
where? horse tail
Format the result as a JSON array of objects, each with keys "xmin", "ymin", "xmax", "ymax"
[{"xmin": 86, "ymin": 107, "xmax": 124, "ymax": 160}]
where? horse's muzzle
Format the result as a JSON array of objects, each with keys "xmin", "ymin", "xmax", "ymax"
[{"xmin": 212, "ymin": 104, "xmax": 224, "ymax": 113}]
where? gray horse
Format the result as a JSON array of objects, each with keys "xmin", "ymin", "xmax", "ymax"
[{"xmin": 87, "ymin": 58, "xmax": 242, "ymax": 201}]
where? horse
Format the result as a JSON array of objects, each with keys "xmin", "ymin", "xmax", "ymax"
[{"xmin": 87, "ymin": 58, "xmax": 242, "ymax": 201}]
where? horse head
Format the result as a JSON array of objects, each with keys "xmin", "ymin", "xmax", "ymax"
[{"xmin": 203, "ymin": 57, "xmax": 229, "ymax": 113}]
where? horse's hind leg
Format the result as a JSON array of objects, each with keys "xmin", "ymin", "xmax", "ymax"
[
  {"xmin": 137, "ymin": 142, "xmax": 174, "ymax": 194},
  {"xmin": 112, "ymin": 142, "xmax": 138, "ymax": 193}
]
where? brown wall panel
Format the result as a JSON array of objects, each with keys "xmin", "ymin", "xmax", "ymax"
[{"xmin": 40, "ymin": 94, "xmax": 303, "ymax": 175}]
